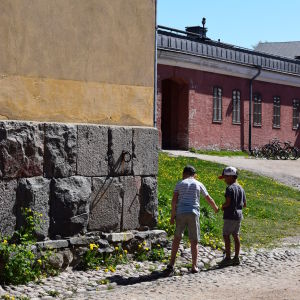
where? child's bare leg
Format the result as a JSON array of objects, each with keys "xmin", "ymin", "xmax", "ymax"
[
  {"xmin": 169, "ymin": 235, "xmax": 181, "ymax": 266},
  {"xmin": 190, "ymin": 240, "xmax": 198, "ymax": 270},
  {"xmin": 233, "ymin": 234, "xmax": 240, "ymax": 257},
  {"xmin": 223, "ymin": 235, "xmax": 231, "ymax": 259}
]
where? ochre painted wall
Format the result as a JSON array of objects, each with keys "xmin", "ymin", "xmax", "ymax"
[{"xmin": 0, "ymin": 0, "xmax": 155, "ymax": 125}]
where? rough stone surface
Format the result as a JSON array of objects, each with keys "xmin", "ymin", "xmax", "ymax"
[
  {"xmin": 132, "ymin": 127, "xmax": 158, "ymax": 176},
  {"xmin": 121, "ymin": 176, "xmax": 141, "ymax": 231},
  {"xmin": 0, "ymin": 179, "xmax": 17, "ymax": 237},
  {"xmin": 102, "ymin": 232, "xmax": 134, "ymax": 242},
  {"xmin": 50, "ymin": 176, "xmax": 92, "ymax": 237},
  {"xmin": 48, "ymin": 252, "xmax": 64, "ymax": 269},
  {"xmin": 77, "ymin": 125, "xmax": 108, "ymax": 176},
  {"xmin": 36, "ymin": 239, "xmax": 69, "ymax": 249},
  {"xmin": 89, "ymin": 177, "xmax": 122, "ymax": 232},
  {"xmin": 108, "ymin": 126, "xmax": 132, "ymax": 176},
  {"xmin": 0, "ymin": 121, "xmax": 44, "ymax": 178},
  {"xmin": 4, "ymin": 239, "xmax": 300, "ymax": 299},
  {"xmin": 44, "ymin": 123, "xmax": 77, "ymax": 178},
  {"xmin": 139, "ymin": 177, "xmax": 158, "ymax": 228},
  {"xmin": 16, "ymin": 177, "xmax": 51, "ymax": 239},
  {"xmin": 61, "ymin": 249, "xmax": 74, "ymax": 268},
  {"xmin": 69, "ymin": 236, "xmax": 95, "ymax": 246}
]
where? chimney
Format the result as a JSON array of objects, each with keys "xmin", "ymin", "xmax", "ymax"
[{"xmin": 186, "ymin": 17, "xmax": 207, "ymax": 40}]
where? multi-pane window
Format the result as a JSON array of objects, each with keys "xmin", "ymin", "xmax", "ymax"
[
  {"xmin": 253, "ymin": 94, "xmax": 262, "ymax": 126},
  {"xmin": 232, "ymin": 90, "xmax": 241, "ymax": 124},
  {"xmin": 213, "ymin": 87, "xmax": 222, "ymax": 122},
  {"xmin": 293, "ymin": 99, "xmax": 300, "ymax": 129},
  {"xmin": 273, "ymin": 96, "xmax": 281, "ymax": 128}
]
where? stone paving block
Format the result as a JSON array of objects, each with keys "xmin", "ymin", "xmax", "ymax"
[
  {"xmin": 89, "ymin": 177, "xmax": 122, "ymax": 232},
  {"xmin": 132, "ymin": 127, "xmax": 158, "ymax": 176},
  {"xmin": 139, "ymin": 177, "xmax": 158, "ymax": 228},
  {"xmin": 36, "ymin": 239, "xmax": 69, "ymax": 250},
  {"xmin": 77, "ymin": 125, "xmax": 108, "ymax": 176},
  {"xmin": 102, "ymin": 232, "xmax": 134, "ymax": 242},
  {"xmin": 16, "ymin": 177, "xmax": 51, "ymax": 239},
  {"xmin": 0, "ymin": 179, "xmax": 17, "ymax": 237},
  {"xmin": 0, "ymin": 121, "xmax": 44, "ymax": 178},
  {"xmin": 121, "ymin": 176, "xmax": 141, "ymax": 231},
  {"xmin": 50, "ymin": 176, "xmax": 92, "ymax": 237},
  {"xmin": 108, "ymin": 126, "xmax": 132, "ymax": 176},
  {"xmin": 44, "ymin": 123, "xmax": 77, "ymax": 178}
]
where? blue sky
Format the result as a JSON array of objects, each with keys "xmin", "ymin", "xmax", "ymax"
[{"xmin": 157, "ymin": 0, "xmax": 300, "ymax": 49}]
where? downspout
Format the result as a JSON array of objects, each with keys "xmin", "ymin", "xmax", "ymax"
[
  {"xmin": 248, "ymin": 66, "xmax": 262, "ymax": 152},
  {"xmin": 153, "ymin": 0, "xmax": 158, "ymax": 128}
]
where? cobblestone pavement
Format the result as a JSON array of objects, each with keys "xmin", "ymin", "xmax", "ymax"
[
  {"xmin": 163, "ymin": 150, "xmax": 300, "ymax": 191},
  {"xmin": 1, "ymin": 237, "xmax": 299, "ymax": 299}
]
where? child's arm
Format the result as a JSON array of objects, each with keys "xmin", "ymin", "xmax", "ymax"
[
  {"xmin": 243, "ymin": 197, "xmax": 247, "ymax": 208},
  {"xmin": 170, "ymin": 192, "xmax": 179, "ymax": 224},
  {"xmin": 204, "ymin": 195, "xmax": 219, "ymax": 213},
  {"xmin": 222, "ymin": 196, "xmax": 231, "ymax": 210}
]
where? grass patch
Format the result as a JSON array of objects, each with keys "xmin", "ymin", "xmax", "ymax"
[
  {"xmin": 189, "ymin": 148, "xmax": 249, "ymax": 157},
  {"xmin": 158, "ymin": 152, "xmax": 300, "ymax": 249}
]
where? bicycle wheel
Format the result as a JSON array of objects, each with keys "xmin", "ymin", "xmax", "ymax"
[{"xmin": 291, "ymin": 147, "xmax": 299, "ymax": 160}]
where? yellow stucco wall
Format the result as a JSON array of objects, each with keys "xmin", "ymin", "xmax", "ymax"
[{"xmin": 0, "ymin": 0, "xmax": 155, "ymax": 126}]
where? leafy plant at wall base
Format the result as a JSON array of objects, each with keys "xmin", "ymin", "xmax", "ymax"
[{"xmin": 0, "ymin": 208, "xmax": 58, "ymax": 285}]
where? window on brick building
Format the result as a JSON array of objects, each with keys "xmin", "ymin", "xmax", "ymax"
[
  {"xmin": 253, "ymin": 94, "xmax": 262, "ymax": 126},
  {"xmin": 213, "ymin": 87, "xmax": 222, "ymax": 122},
  {"xmin": 292, "ymin": 99, "xmax": 300, "ymax": 129},
  {"xmin": 273, "ymin": 96, "xmax": 281, "ymax": 128},
  {"xmin": 232, "ymin": 90, "xmax": 241, "ymax": 124}
]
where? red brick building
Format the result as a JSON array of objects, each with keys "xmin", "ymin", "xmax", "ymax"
[{"xmin": 156, "ymin": 26, "xmax": 300, "ymax": 150}]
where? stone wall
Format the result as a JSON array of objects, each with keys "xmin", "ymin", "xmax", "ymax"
[{"xmin": 0, "ymin": 120, "xmax": 158, "ymax": 239}]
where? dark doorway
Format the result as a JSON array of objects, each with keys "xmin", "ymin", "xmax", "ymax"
[{"xmin": 161, "ymin": 79, "xmax": 189, "ymax": 149}]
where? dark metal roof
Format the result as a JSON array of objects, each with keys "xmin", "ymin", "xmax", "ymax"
[
  {"xmin": 254, "ymin": 41, "xmax": 300, "ymax": 60},
  {"xmin": 157, "ymin": 26, "xmax": 300, "ymax": 76}
]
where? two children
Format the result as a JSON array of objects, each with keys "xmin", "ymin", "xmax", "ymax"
[{"xmin": 165, "ymin": 165, "xmax": 246, "ymax": 274}]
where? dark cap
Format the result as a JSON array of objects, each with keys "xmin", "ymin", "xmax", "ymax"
[{"xmin": 183, "ymin": 165, "xmax": 196, "ymax": 175}]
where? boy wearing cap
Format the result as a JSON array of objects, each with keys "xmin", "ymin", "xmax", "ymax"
[
  {"xmin": 164, "ymin": 165, "xmax": 219, "ymax": 275},
  {"xmin": 218, "ymin": 166, "xmax": 246, "ymax": 267}
]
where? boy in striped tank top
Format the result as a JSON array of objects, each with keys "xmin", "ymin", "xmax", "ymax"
[{"xmin": 164, "ymin": 165, "xmax": 219, "ymax": 275}]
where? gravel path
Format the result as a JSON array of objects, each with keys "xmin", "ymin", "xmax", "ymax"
[
  {"xmin": 1, "ymin": 238, "xmax": 299, "ymax": 300},
  {"xmin": 163, "ymin": 150, "xmax": 300, "ymax": 191}
]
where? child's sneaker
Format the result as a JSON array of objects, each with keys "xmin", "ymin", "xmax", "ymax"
[
  {"xmin": 231, "ymin": 256, "xmax": 240, "ymax": 266},
  {"xmin": 162, "ymin": 264, "xmax": 174, "ymax": 276},
  {"xmin": 217, "ymin": 257, "xmax": 232, "ymax": 268}
]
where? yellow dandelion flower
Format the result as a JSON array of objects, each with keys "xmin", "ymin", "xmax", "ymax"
[
  {"xmin": 2, "ymin": 239, "xmax": 7, "ymax": 244},
  {"xmin": 37, "ymin": 259, "xmax": 42, "ymax": 264},
  {"xmin": 143, "ymin": 241, "xmax": 146, "ymax": 246},
  {"xmin": 104, "ymin": 268, "xmax": 109, "ymax": 273},
  {"xmin": 124, "ymin": 250, "xmax": 128, "ymax": 254},
  {"xmin": 138, "ymin": 244, "xmax": 142, "ymax": 248},
  {"xmin": 145, "ymin": 247, "xmax": 149, "ymax": 251},
  {"xmin": 90, "ymin": 244, "xmax": 95, "ymax": 250},
  {"xmin": 115, "ymin": 246, "xmax": 119, "ymax": 251},
  {"xmin": 119, "ymin": 254, "xmax": 123, "ymax": 259},
  {"xmin": 96, "ymin": 266, "xmax": 100, "ymax": 271}
]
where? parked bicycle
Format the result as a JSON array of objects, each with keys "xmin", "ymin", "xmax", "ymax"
[{"xmin": 251, "ymin": 139, "xmax": 300, "ymax": 160}]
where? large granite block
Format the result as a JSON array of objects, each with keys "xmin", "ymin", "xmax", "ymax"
[
  {"xmin": 77, "ymin": 125, "xmax": 108, "ymax": 176},
  {"xmin": 0, "ymin": 180, "xmax": 17, "ymax": 237},
  {"xmin": 44, "ymin": 123, "xmax": 77, "ymax": 178},
  {"xmin": 50, "ymin": 176, "xmax": 91, "ymax": 237},
  {"xmin": 121, "ymin": 176, "xmax": 141, "ymax": 231},
  {"xmin": 16, "ymin": 177, "xmax": 51, "ymax": 239},
  {"xmin": 108, "ymin": 126, "xmax": 132, "ymax": 176},
  {"xmin": 0, "ymin": 121, "xmax": 44, "ymax": 178},
  {"xmin": 132, "ymin": 127, "xmax": 158, "ymax": 176},
  {"xmin": 140, "ymin": 177, "xmax": 158, "ymax": 228},
  {"xmin": 89, "ymin": 177, "xmax": 122, "ymax": 232}
]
